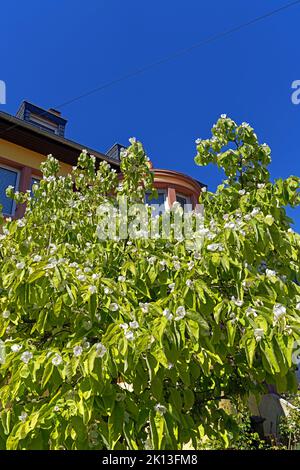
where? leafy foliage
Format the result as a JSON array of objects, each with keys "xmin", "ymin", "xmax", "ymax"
[
  {"xmin": 0, "ymin": 117, "xmax": 299, "ymax": 449},
  {"xmin": 279, "ymin": 393, "xmax": 300, "ymax": 449},
  {"xmin": 197, "ymin": 402, "xmax": 269, "ymax": 450}
]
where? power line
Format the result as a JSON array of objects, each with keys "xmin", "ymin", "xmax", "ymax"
[
  {"xmin": 1, "ymin": 0, "xmax": 300, "ymax": 137},
  {"xmin": 57, "ymin": 0, "xmax": 300, "ymax": 109}
]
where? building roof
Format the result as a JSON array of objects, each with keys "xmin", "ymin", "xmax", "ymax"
[
  {"xmin": 152, "ymin": 168, "xmax": 206, "ymax": 192},
  {"xmin": 0, "ymin": 109, "xmax": 207, "ymax": 189},
  {"xmin": 0, "ymin": 110, "xmax": 120, "ymax": 169}
]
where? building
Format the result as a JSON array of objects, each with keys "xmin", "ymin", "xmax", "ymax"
[{"xmin": 0, "ymin": 101, "xmax": 205, "ymax": 218}]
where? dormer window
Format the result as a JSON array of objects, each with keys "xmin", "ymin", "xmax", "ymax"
[
  {"xmin": 16, "ymin": 101, "xmax": 67, "ymax": 137},
  {"xmin": 28, "ymin": 114, "xmax": 59, "ymax": 135}
]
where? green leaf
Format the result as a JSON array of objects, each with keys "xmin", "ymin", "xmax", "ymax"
[
  {"xmin": 28, "ymin": 270, "xmax": 45, "ymax": 283},
  {"xmin": 244, "ymin": 336, "xmax": 256, "ymax": 367},
  {"xmin": 183, "ymin": 389, "xmax": 194, "ymax": 411}
]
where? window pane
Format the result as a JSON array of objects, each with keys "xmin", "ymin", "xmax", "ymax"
[
  {"xmin": 176, "ymin": 194, "xmax": 192, "ymax": 212},
  {"xmin": 0, "ymin": 167, "xmax": 18, "ymax": 215},
  {"xmin": 145, "ymin": 192, "xmax": 165, "ymax": 205},
  {"xmin": 31, "ymin": 177, "xmax": 40, "ymax": 187},
  {"xmin": 176, "ymin": 195, "xmax": 187, "ymax": 208}
]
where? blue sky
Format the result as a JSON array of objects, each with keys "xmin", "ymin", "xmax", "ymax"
[{"xmin": 1, "ymin": 0, "xmax": 299, "ymax": 229}]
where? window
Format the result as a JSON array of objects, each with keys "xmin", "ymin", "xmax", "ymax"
[
  {"xmin": 145, "ymin": 190, "xmax": 167, "ymax": 214},
  {"xmin": 29, "ymin": 114, "xmax": 59, "ymax": 135},
  {"xmin": 0, "ymin": 165, "xmax": 20, "ymax": 215},
  {"xmin": 176, "ymin": 193, "xmax": 192, "ymax": 211}
]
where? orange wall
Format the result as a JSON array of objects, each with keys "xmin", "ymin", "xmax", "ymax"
[
  {"xmin": 0, "ymin": 139, "xmax": 72, "ymax": 217},
  {"xmin": 0, "ymin": 139, "xmax": 72, "ymax": 175}
]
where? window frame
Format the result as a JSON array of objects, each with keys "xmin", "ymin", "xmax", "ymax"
[
  {"xmin": 176, "ymin": 192, "xmax": 192, "ymax": 211},
  {"xmin": 0, "ymin": 163, "xmax": 20, "ymax": 216}
]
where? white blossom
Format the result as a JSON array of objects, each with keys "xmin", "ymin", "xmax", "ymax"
[
  {"xmin": 95, "ymin": 342, "xmax": 107, "ymax": 358},
  {"xmin": 88, "ymin": 285, "xmax": 97, "ymax": 294},
  {"xmin": 265, "ymin": 214, "xmax": 274, "ymax": 225},
  {"xmin": 163, "ymin": 309, "xmax": 173, "ymax": 321},
  {"xmin": 109, "ymin": 303, "xmax": 119, "ymax": 312},
  {"xmin": 52, "ymin": 353, "xmax": 63, "ymax": 366},
  {"xmin": 2, "ymin": 310, "xmax": 10, "ymax": 319},
  {"xmin": 186, "ymin": 280, "xmax": 193, "ymax": 288},
  {"xmin": 246, "ymin": 307, "xmax": 257, "ymax": 317},
  {"xmin": 173, "ymin": 261, "xmax": 181, "ymax": 271},
  {"xmin": 175, "ymin": 306, "xmax": 186, "ymax": 320},
  {"xmin": 21, "ymin": 351, "xmax": 33, "ymax": 364},
  {"xmin": 159, "ymin": 260, "xmax": 167, "ymax": 270},
  {"xmin": 251, "ymin": 207, "xmax": 260, "ymax": 216},
  {"xmin": 207, "ymin": 243, "xmax": 224, "ymax": 252},
  {"xmin": 73, "ymin": 346, "xmax": 83, "ymax": 357},
  {"xmin": 129, "ymin": 321, "xmax": 139, "ymax": 329},
  {"xmin": 224, "ymin": 222, "xmax": 237, "ymax": 229},
  {"xmin": 120, "ymin": 323, "xmax": 129, "ymax": 330},
  {"xmin": 296, "ymin": 302, "xmax": 300, "ymax": 311},
  {"xmin": 18, "ymin": 411, "xmax": 28, "ymax": 422},
  {"xmin": 266, "ymin": 269, "xmax": 276, "ymax": 277},
  {"xmin": 33, "ymin": 255, "xmax": 42, "ymax": 262},
  {"xmin": 239, "ymin": 189, "xmax": 246, "ymax": 195},
  {"xmin": 77, "ymin": 274, "xmax": 86, "ymax": 282},
  {"xmin": 254, "ymin": 328, "xmax": 264, "ymax": 342},
  {"xmin": 273, "ymin": 304, "xmax": 286, "ymax": 322},
  {"xmin": 284, "ymin": 325, "xmax": 293, "ymax": 335},
  {"xmin": 154, "ymin": 403, "xmax": 167, "ymax": 415},
  {"xmin": 198, "ymin": 227, "xmax": 210, "ymax": 237},
  {"xmin": 124, "ymin": 330, "xmax": 134, "ymax": 341},
  {"xmin": 11, "ymin": 344, "xmax": 22, "ymax": 353},
  {"xmin": 118, "ymin": 275, "xmax": 126, "ymax": 282},
  {"xmin": 139, "ymin": 303, "xmax": 149, "ymax": 313},
  {"xmin": 231, "ymin": 296, "xmax": 244, "ymax": 307},
  {"xmin": 188, "ymin": 261, "xmax": 194, "ymax": 270},
  {"xmin": 69, "ymin": 262, "xmax": 78, "ymax": 268},
  {"xmin": 49, "ymin": 243, "xmax": 57, "ymax": 254},
  {"xmin": 16, "ymin": 262, "xmax": 25, "ymax": 270}
]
